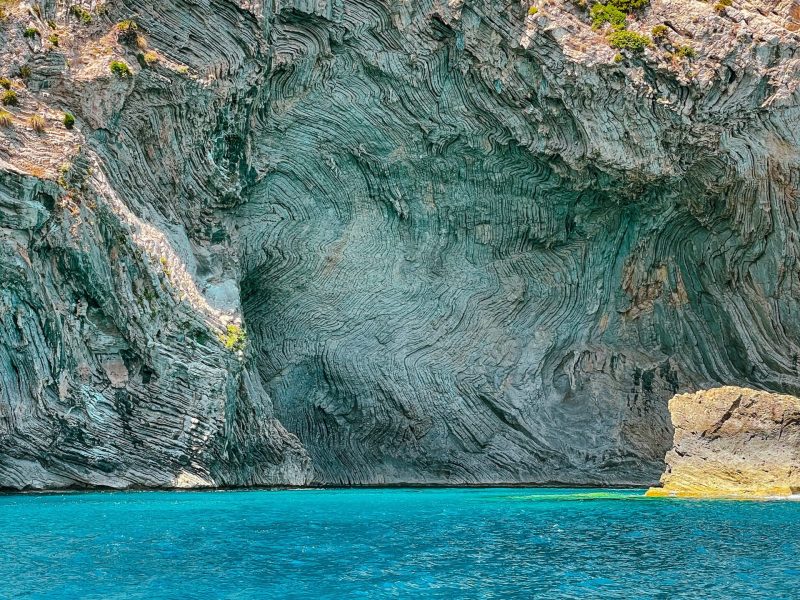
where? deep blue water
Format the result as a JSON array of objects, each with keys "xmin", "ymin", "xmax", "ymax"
[{"xmin": 0, "ymin": 488, "xmax": 798, "ymax": 599}]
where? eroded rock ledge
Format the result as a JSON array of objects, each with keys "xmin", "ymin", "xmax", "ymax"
[{"xmin": 647, "ymin": 387, "xmax": 800, "ymax": 498}]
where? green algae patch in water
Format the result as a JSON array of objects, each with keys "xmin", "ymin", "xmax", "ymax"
[{"xmin": 504, "ymin": 489, "xmax": 646, "ymax": 502}]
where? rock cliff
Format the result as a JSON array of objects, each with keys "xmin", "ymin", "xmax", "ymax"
[
  {"xmin": 1, "ymin": 0, "xmax": 799, "ymax": 489},
  {"xmin": 647, "ymin": 386, "xmax": 800, "ymax": 497}
]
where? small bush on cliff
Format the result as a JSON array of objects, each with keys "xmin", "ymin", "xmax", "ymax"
[
  {"xmin": 651, "ymin": 24, "xmax": 668, "ymax": 41},
  {"xmin": 528, "ymin": 6, "xmax": 538, "ymax": 15},
  {"xmin": 69, "ymin": 5, "xmax": 92, "ymax": 24},
  {"xmin": 23, "ymin": 26, "xmax": 39, "ymax": 39},
  {"xmin": 110, "ymin": 60, "xmax": 131, "ymax": 77},
  {"xmin": 591, "ymin": 3, "xmax": 626, "ymax": 30},
  {"xmin": 0, "ymin": 110, "xmax": 12, "ymax": 127},
  {"xmin": 48, "ymin": 33, "xmax": 59, "ymax": 46},
  {"xmin": 605, "ymin": 0, "xmax": 649, "ymax": 11},
  {"xmin": 608, "ymin": 30, "xmax": 651, "ymax": 52},
  {"xmin": 0, "ymin": 77, "xmax": 11, "ymax": 89},
  {"xmin": 676, "ymin": 44, "xmax": 696, "ymax": 59},
  {"xmin": 29, "ymin": 114, "xmax": 45, "ymax": 133},
  {"xmin": 219, "ymin": 324, "xmax": 246, "ymax": 352},
  {"xmin": 1, "ymin": 89, "xmax": 18, "ymax": 106},
  {"xmin": 63, "ymin": 112, "xmax": 75, "ymax": 129},
  {"xmin": 17, "ymin": 65, "xmax": 31, "ymax": 79}
]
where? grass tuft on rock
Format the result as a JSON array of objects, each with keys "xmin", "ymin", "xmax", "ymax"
[
  {"xmin": 651, "ymin": 24, "xmax": 668, "ymax": 41},
  {"xmin": 1, "ymin": 89, "xmax": 18, "ymax": 106},
  {"xmin": 29, "ymin": 114, "xmax": 45, "ymax": 133},
  {"xmin": 0, "ymin": 109, "xmax": 12, "ymax": 127},
  {"xmin": 142, "ymin": 51, "xmax": 159, "ymax": 66},
  {"xmin": 714, "ymin": 0, "xmax": 732, "ymax": 12},
  {"xmin": 110, "ymin": 60, "xmax": 131, "ymax": 77},
  {"xmin": 63, "ymin": 112, "xmax": 75, "ymax": 129}
]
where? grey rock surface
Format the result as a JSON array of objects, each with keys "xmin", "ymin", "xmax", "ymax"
[{"xmin": 0, "ymin": 0, "xmax": 799, "ymax": 488}]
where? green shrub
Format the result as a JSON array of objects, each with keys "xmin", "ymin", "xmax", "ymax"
[
  {"xmin": 613, "ymin": 52, "xmax": 623, "ymax": 63},
  {"xmin": 1, "ymin": 89, "xmax": 18, "ymax": 106},
  {"xmin": 676, "ymin": 44, "xmax": 696, "ymax": 59},
  {"xmin": 651, "ymin": 24, "xmax": 668, "ymax": 41},
  {"xmin": 606, "ymin": 0, "xmax": 650, "ymax": 11},
  {"xmin": 713, "ymin": 0, "xmax": 731, "ymax": 12},
  {"xmin": 29, "ymin": 114, "xmax": 45, "ymax": 132},
  {"xmin": 63, "ymin": 112, "xmax": 75, "ymax": 129},
  {"xmin": 48, "ymin": 33, "xmax": 59, "ymax": 46},
  {"xmin": 608, "ymin": 30, "xmax": 651, "ymax": 52},
  {"xmin": 69, "ymin": 5, "xmax": 92, "ymax": 24},
  {"xmin": 591, "ymin": 3, "xmax": 627, "ymax": 30},
  {"xmin": 219, "ymin": 324, "xmax": 246, "ymax": 351},
  {"xmin": 23, "ymin": 26, "xmax": 39, "ymax": 38},
  {"xmin": 528, "ymin": 6, "xmax": 538, "ymax": 15},
  {"xmin": 0, "ymin": 110, "xmax": 12, "ymax": 127},
  {"xmin": 18, "ymin": 65, "xmax": 31, "ymax": 79},
  {"xmin": 110, "ymin": 60, "xmax": 131, "ymax": 77},
  {"xmin": 0, "ymin": 77, "xmax": 11, "ymax": 89}
]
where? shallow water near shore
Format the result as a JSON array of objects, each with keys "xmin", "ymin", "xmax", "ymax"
[{"xmin": 0, "ymin": 487, "xmax": 797, "ymax": 598}]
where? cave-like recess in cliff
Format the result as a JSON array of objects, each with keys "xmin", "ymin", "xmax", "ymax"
[
  {"xmin": 233, "ymin": 1, "xmax": 800, "ymax": 486},
  {"xmin": 234, "ymin": 7, "xmax": 676, "ymax": 485}
]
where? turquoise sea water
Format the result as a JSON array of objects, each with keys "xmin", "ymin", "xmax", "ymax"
[{"xmin": 0, "ymin": 488, "xmax": 797, "ymax": 599}]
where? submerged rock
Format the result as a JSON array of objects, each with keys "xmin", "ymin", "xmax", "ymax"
[{"xmin": 647, "ymin": 387, "xmax": 800, "ymax": 498}]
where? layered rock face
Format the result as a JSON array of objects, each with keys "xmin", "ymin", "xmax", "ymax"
[
  {"xmin": 647, "ymin": 387, "xmax": 800, "ymax": 497},
  {"xmin": 1, "ymin": 0, "xmax": 799, "ymax": 489}
]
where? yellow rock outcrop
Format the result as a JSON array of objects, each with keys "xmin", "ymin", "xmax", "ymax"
[{"xmin": 647, "ymin": 387, "xmax": 800, "ymax": 499}]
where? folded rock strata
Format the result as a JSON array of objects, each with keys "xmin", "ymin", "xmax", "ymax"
[
  {"xmin": 0, "ymin": 0, "xmax": 799, "ymax": 489},
  {"xmin": 646, "ymin": 386, "xmax": 800, "ymax": 498}
]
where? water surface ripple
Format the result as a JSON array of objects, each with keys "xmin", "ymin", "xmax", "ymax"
[{"xmin": 0, "ymin": 488, "xmax": 797, "ymax": 598}]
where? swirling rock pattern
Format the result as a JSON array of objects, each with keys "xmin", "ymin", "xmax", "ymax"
[{"xmin": 0, "ymin": 0, "xmax": 799, "ymax": 488}]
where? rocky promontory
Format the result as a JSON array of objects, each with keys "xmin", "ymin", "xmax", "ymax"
[{"xmin": 647, "ymin": 387, "xmax": 800, "ymax": 498}]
